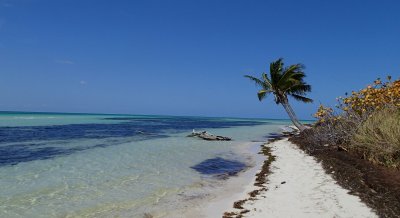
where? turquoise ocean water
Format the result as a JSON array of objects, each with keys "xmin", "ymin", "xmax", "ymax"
[{"xmin": 0, "ymin": 112, "xmax": 290, "ymax": 217}]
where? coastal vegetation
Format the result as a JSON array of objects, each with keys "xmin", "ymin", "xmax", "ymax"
[
  {"xmin": 308, "ymin": 77, "xmax": 400, "ymax": 168},
  {"xmin": 291, "ymin": 76, "xmax": 400, "ymax": 217},
  {"xmin": 245, "ymin": 58, "xmax": 313, "ymax": 131}
]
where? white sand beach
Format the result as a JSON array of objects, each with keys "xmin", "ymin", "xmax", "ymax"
[{"xmin": 204, "ymin": 138, "xmax": 378, "ymax": 218}]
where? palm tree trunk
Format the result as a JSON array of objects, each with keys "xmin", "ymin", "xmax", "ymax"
[
  {"xmin": 281, "ymin": 99, "xmax": 306, "ymax": 131},
  {"xmin": 286, "ymin": 103, "xmax": 300, "ymax": 124}
]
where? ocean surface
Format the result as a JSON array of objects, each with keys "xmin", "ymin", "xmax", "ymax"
[{"xmin": 0, "ymin": 112, "xmax": 290, "ymax": 217}]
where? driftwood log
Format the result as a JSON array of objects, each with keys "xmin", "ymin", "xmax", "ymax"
[{"xmin": 187, "ymin": 131, "xmax": 232, "ymax": 141}]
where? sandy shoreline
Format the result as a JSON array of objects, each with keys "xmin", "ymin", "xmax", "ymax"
[
  {"xmin": 206, "ymin": 138, "xmax": 377, "ymax": 218},
  {"xmin": 177, "ymin": 142, "xmax": 265, "ymax": 218}
]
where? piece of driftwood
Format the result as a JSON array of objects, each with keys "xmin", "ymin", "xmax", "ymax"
[{"xmin": 187, "ymin": 130, "xmax": 232, "ymax": 141}]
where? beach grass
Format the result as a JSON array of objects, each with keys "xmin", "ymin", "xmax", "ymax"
[{"xmin": 351, "ymin": 106, "xmax": 400, "ymax": 167}]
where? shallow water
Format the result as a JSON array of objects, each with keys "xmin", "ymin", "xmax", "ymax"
[{"xmin": 0, "ymin": 112, "xmax": 289, "ymax": 217}]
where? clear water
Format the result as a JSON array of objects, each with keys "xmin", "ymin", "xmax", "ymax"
[{"xmin": 0, "ymin": 112, "xmax": 290, "ymax": 217}]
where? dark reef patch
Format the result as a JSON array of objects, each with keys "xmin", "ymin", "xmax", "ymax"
[
  {"xmin": 0, "ymin": 116, "xmax": 265, "ymax": 167},
  {"xmin": 0, "ymin": 135, "xmax": 165, "ymax": 167},
  {"xmin": 190, "ymin": 157, "xmax": 247, "ymax": 177},
  {"xmin": 0, "ymin": 117, "xmax": 264, "ymax": 144}
]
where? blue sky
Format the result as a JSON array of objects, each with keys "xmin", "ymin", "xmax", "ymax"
[{"xmin": 0, "ymin": 0, "xmax": 399, "ymax": 119}]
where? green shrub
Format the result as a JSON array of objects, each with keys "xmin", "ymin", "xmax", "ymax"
[{"xmin": 350, "ymin": 106, "xmax": 400, "ymax": 168}]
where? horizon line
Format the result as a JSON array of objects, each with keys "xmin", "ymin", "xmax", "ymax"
[{"xmin": 0, "ymin": 110, "xmax": 316, "ymax": 122}]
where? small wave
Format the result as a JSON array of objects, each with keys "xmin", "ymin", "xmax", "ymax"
[
  {"xmin": 11, "ymin": 116, "xmax": 56, "ymax": 120},
  {"xmin": 13, "ymin": 116, "xmax": 38, "ymax": 120}
]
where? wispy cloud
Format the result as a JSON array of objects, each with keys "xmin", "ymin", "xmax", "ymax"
[
  {"xmin": 55, "ymin": 59, "xmax": 75, "ymax": 65},
  {"xmin": 79, "ymin": 80, "xmax": 87, "ymax": 85}
]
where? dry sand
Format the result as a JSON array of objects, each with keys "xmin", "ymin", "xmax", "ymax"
[{"xmin": 213, "ymin": 139, "xmax": 378, "ymax": 218}]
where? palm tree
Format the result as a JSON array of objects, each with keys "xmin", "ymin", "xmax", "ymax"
[{"xmin": 245, "ymin": 58, "xmax": 312, "ymax": 131}]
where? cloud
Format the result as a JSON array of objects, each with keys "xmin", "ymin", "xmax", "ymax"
[
  {"xmin": 79, "ymin": 80, "xmax": 87, "ymax": 85},
  {"xmin": 55, "ymin": 59, "xmax": 75, "ymax": 65}
]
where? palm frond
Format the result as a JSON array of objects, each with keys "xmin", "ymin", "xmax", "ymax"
[
  {"xmin": 290, "ymin": 94, "xmax": 313, "ymax": 103},
  {"xmin": 244, "ymin": 75, "xmax": 265, "ymax": 87},
  {"xmin": 261, "ymin": 73, "xmax": 273, "ymax": 89},
  {"xmin": 269, "ymin": 58, "xmax": 284, "ymax": 85},
  {"xmin": 257, "ymin": 89, "xmax": 270, "ymax": 101},
  {"xmin": 245, "ymin": 58, "xmax": 312, "ymax": 106},
  {"xmin": 284, "ymin": 63, "xmax": 305, "ymax": 72},
  {"xmin": 269, "ymin": 58, "xmax": 283, "ymax": 74},
  {"xmin": 278, "ymin": 71, "xmax": 305, "ymax": 89},
  {"xmin": 286, "ymin": 83, "xmax": 312, "ymax": 94}
]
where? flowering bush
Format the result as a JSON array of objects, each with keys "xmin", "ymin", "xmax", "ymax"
[
  {"xmin": 308, "ymin": 76, "xmax": 400, "ymax": 168},
  {"xmin": 340, "ymin": 77, "xmax": 400, "ymax": 115},
  {"xmin": 314, "ymin": 76, "xmax": 399, "ymax": 124},
  {"xmin": 314, "ymin": 104, "xmax": 333, "ymax": 122}
]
